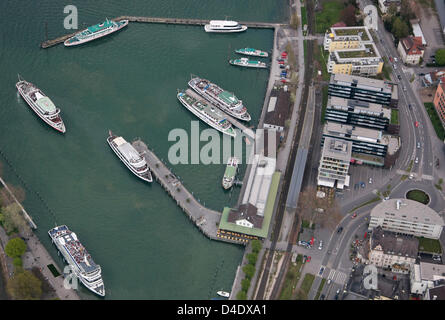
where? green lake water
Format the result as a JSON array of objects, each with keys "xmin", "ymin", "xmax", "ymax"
[{"xmin": 0, "ymin": 0, "xmax": 287, "ymax": 299}]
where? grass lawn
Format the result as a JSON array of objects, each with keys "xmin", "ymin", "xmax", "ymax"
[
  {"xmin": 315, "ymin": 1, "xmax": 344, "ymax": 33},
  {"xmin": 391, "ymin": 109, "xmax": 399, "ymax": 125},
  {"xmin": 314, "ymin": 278, "xmax": 326, "ymax": 300},
  {"xmin": 424, "ymin": 103, "xmax": 445, "ymax": 141},
  {"xmin": 301, "ymin": 5, "xmax": 307, "ymax": 27},
  {"xmin": 313, "ymin": 45, "xmax": 329, "ymax": 81},
  {"xmin": 279, "ymin": 255, "xmax": 303, "ymax": 300},
  {"xmin": 406, "ymin": 189, "xmax": 430, "ymax": 204},
  {"xmin": 321, "ymin": 85, "xmax": 329, "ymax": 124},
  {"xmin": 418, "ymin": 237, "xmax": 442, "ymax": 254},
  {"xmin": 296, "ymin": 273, "xmax": 315, "ymax": 300},
  {"xmin": 382, "ymin": 57, "xmax": 392, "ymax": 80}
]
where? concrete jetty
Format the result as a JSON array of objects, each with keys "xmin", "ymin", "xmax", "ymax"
[
  {"xmin": 41, "ymin": 16, "xmax": 281, "ymax": 49},
  {"xmin": 131, "ymin": 139, "xmax": 244, "ymax": 245}
]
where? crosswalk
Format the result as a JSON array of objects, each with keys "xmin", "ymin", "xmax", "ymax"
[{"xmin": 327, "ymin": 269, "xmax": 348, "ymax": 285}]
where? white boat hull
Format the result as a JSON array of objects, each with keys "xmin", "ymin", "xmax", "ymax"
[
  {"xmin": 64, "ymin": 20, "xmax": 129, "ymax": 46},
  {"xmin": 204, "ymin": 25, "xmax": 247, "ymax": 33}
]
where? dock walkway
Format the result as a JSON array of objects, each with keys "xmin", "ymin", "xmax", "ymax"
[
  {"xmin": 132, "ymin": 139, "xmax": 242, "ymax": 245},
  {"xmin": 41, "ymin": 16, "xmax": 281, "ymax": 48}
]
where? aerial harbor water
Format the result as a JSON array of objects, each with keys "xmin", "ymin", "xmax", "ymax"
[{"xmin": 0, "ymin": 0, "xmax": 286, "ymax": 299}]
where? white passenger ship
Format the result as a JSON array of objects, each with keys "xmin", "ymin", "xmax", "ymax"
[
  {"xmin": 64, "ymin": 19, "xmax": 128, "ymax": 46},
  {"xmin": 16, "ymin": 76, "xmax": 66, "ymax": 133},
  {"xmin": 48, "ymin": 225, "xmax": 105, "ymax": 297},
  {"xmin": 107, "ymin": 131, "xmax": 153, "ymax": 182},
  {"xmin": 177, "ymin": 89, "xmax": 236, "ymax": 137},
  {"xmin": 204, "ymin": 20, "xmax": 247, "ymax": 33}
]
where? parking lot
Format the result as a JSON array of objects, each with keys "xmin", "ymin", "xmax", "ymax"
[{"xmin": 336, "ymin": 164, "xmax": 390, "ymax": 203}]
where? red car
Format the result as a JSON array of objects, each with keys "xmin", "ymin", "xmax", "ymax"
[
  {"xmin": 307, "ymin": 256, "xmax": 311, "ymax": 263},
  {"xmin": 352, "ymin": 213, "xmax": 357, "ymax": 218},
  {"xmin": 415, "ymin": 121, "xmax": 419, "ymax": 127}
]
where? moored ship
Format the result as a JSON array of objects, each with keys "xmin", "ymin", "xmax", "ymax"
[
  {"xmin": 204, "ymin": 20, "xmax": 247, "ymax": 33},
  {"xmin": 229, "ymin": 57, "xmax": 267, "ymax": 69},
  {"xmin": 64, "ymin": 19, "xmax": 128, "ymax": 46},
  {"xmin": 222, "ymin": 157, "xmax": 238, "ymax": 189},
  {"xmin": 177, "ymin": 89, "xmax": 236, "ymax": 138},
  {"xmin": 188, "ymin": 76, "xmax": 251, "ymax": 121},
  {"xmin": 107, "ymin": 131, "xmax": 153, "ymax": 182},
  {"xmin": 16, "ymin": 76, "xmax": 66, "ymax": 133},
  {"xmin": 48, "ymin": 225, "xmax": 105, "ymax": 297},
  {"xmin": 235, "ymin": 48, "xmax": 269, "ymax": 58}
]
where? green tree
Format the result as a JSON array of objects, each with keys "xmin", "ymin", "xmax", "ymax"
[
  {"xmin": 5, "ymin": 237, "xmax": 27, "ymax": 258},
  {"xmin": 435, "ymin": 49, "xmax": 445, "ymax": 66},
  {"xmin": 7, "ymin": 270, "xmax": 42, "ymax": 300},
  {"xmin": 386, "ymin": 3, "xmax": 398, "ymax": 17},
  {"xmin": 236, "ymin": 290, "xmax": 247, "ymax": 300},
  {"xmin": 340, "ymin": 4, "xmax": 357, "ymax": 26},
  {"xmin": 12, "ymin": 257, "xmax": 22, "ymax": 268},
  {"xmin": 243, "ymin": 264, "xmax": 255, "ymax": 279},
  {"xmin": 241, "ymin": 278, "xmax": 251, "ymax": 292},
  {"xmin": 392, "ymin": 17, "xmax": 409, "ymax": 39},
  {"xmin": 251, "ymin": 240, "xmax": 262, "ymax": 254},
  {"xmin": 246, "ymin": 252, "xmax": 258, "ymax": 265}
]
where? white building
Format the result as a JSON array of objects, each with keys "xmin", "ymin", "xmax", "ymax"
[
  {"xmin": 317, "ymin": 137, "xmax": 352, "ymax": 189},
  {"xmin": 410, "ymin": 262, "xmax": 445, "ymax": 295},
  {"xmin": 397, "ymin": 36, "xmax": 425, "ymax": 65},
  {"xmin": 369, "ymin": 199, "xmax": 444, "ymax": 239}
]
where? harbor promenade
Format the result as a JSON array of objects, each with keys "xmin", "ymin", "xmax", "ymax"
[
  {"xmin": 131, "ymin": 139, "xmax": 242, "ymax": 245},
  {"xmin": 41, "ymin": 16, "xmax": 282, "ymax": 49}
]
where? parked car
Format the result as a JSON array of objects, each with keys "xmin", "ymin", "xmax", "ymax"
[
  {"xmin": 360, "ymin": 182, "xmax": 365, "ymax": 188},
  {"xmin": 417, "ymin": 142, "xmax": 420, "ymax": 149},
  {"xmin": 408, "ymin": 104, "xmax": 412, "ymax": 109},
  {"xmin": 409, "ymin": 173, "xmax": 414, "ymax": 179},
  {"xmin": 403, "ymin": 86, "xmax": 407, "ymax": 91},
  {"xmin": 397, "ymin": 75, "xmax": 401, "ymax": 80},
  {"xmin": 307, "ymin": 256, "xmax": 311, "ymax": 263},
  {"xmin": 303, "ymin": 255, "xmax": 307, "ymax": 263},
  {"xmin": 318, "ymin": 240, "xmax": 323, "ymax": 250},
  {"xmin": 352, "ymin": 213, "xmax": 357, "ymax": 218},
  {"xmin": 415, "ymin": 121, "xmax": 419, "ymax": 127},
  {"xmin": 327, "ymin": 279, "xmax": 332, "ymax": 285},
  {"xmin": 415, "ymin": 157, "xmax": 419, "ymax": 164},
  {"xmin": 320, "ymin": 294, "xmax": 326, "ymax": 300},
  {"xmin": 368, "ymin": 177, "xmax": 373, "ymax": 184},
  {"xmin": 394, "ymin": 57, "xmax": 398, "ymax": 62}
]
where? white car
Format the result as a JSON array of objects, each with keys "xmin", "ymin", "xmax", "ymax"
[
  {"xmin": 394, "ymin": 57, "xmax": 398, "ymax": 62},
  {"xmin": 415, "ymin": 157, "xmax": 419, "ymax": 164},
  {"xmin": 368, "ymin": 178, "xmax": 373, "ymax": 184},
  {"xmin": 318, "ymin": 240, "xmax": 323, "ymax": 250}
]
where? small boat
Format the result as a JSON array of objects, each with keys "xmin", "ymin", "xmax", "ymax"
[
  {"xmin": 16, "ymin": 76, "xmax": 66, "ymax": 133},
  {"xmin": 64, "ymin": 19, "xmax": 128, "ymax": 46},
  {"xmin": 229, "ymin": 57, "xmax": 267, "ymax": 69},
  {"xmin": 217, "ymin": 290, "xmax": 230, "ymax": 298},
  {"xmin": 107, "ymin": 131, "xmax": 153, "ymax": 182},
  {"xmin": 235, "ymin": 48, "xmax": 269, "ymax": 58},
  {"xmin": 204, "ymin": 20, "xmax": 247, "ymax": 33},
  {"xmin": 222, "ymin": 157, "xmax": 238, "ymax": 190}
]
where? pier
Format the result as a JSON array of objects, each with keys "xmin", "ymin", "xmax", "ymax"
[
  {"xmin": 41, "ymin": 16, "xmax": 282, "ymax": 49},
  {"xmin": 132, "ymin": 139, "xmax": 243, "ymax": 245}
]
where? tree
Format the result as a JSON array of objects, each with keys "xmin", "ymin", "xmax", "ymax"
[
  {"xmin": 2, "ymin": 203, "xmax": 31, "ymax": 236},
  {"xmin": 340, "ymin": 5, "xmax": 357, "ymax": 26},
  {"xmin": 0, "ymin": 185, "xmax": 26, "ymax": 206},
  {"xmin": 5, "ymin": 237, "xmax": 27, "ymax": 258},
  {"xmin": 435, "ymin": 49, "xmax": 445, "ymax": 66},
  {"xmin": 12, "ymin": 257, "xmax": 23, "ymax": 268},
  {"xmin": 297, "ymin": 186, "xmax": 343, "ymax": 230},
  {"xmin": 391, "ymin": 17, "xmax": 409, "ymax": 39},
  {"xmin": 246, "ymin": 252, "xmax": 258, "ymax": 265},
  {"xmin": 400, "ymin": 0, "xmax": 415, "ymax": 21},
  {"xmin": 242, "ymin": 264, "xmax": 255, "ymax": 279},
  {"xmin": 386, "ymin": 3, "xmax": 398, "ymax": 17},
  {"xmin": 241, "ymin": 278, "xmax": 251, "ymax": 292},
  {"xmin": 251, "ymin": 240, "xmax": 262, "ymax": 254},
  {"xmin": 236, "ymin": 290, "xmax": 247, "ymax": 300},
  {"xmin": 7, "ymin": 270, "xmax": 42, "ymax": 300}
]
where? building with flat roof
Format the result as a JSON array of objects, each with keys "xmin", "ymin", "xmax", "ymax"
[
  {"xmin": 366, "ymin": 226, "xmax": 419, "ymax": 274},
  {"xmin": 322, "ymin": 122, "xmax": 396, "ymax": 167},
  {"xmin": 323, "ymin": 26, "xmax": 373, "ymax": 52},
  {"xmin": 325, "ymin": 96, "xmax": 397, "ymax": 132},
  {"xmin": 369, "ymin": 199, "xmax": 444, "ymax": 239},
  {"xmin": 426, "ymin": 283, "xmax": 445, "ymax": 300},
  {"xmin": 328, "ymin": 73, "xmax": 398, "ymax": 108},
  {"xmin": 410, "ymin": 262, "xmax": 445, "ymax": 295},
  {"xmin": 317, "ymin": 137, "xmax": 352, "ymax": 189},
  {"xmin": 327, "ymin": 43, "xmax": 384, "ymax": 76},
  {"xmin": 433, "ymin": 82, "xmax": 445, "ymax": 129},
  {"xmin": 411, "ymin": 20, "xmax": 427, "ymax": 46}
]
